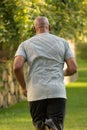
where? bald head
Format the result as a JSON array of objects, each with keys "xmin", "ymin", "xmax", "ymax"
[{"xmin": 34, "ymin": 16, "xmax": 50, "ymax": 34}]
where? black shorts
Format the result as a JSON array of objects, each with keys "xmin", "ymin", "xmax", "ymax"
[{"xmin": 28, "ymin": 98, "xmax": 66, "ymax": 130}]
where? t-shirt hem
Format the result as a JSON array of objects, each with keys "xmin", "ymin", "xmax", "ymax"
[{"xmin": 27, "ymin": 95, "xmax": 67, "ymax": 102}]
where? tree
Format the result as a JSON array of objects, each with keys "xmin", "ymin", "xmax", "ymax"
[{"xmin": 0, "ymin": 0, "xmax": 87, "ymax": 58}]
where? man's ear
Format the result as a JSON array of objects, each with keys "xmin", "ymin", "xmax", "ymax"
[
  {"xmin": 33, "ymin": 26, "xmax": 36, "ymax": 33},
  {"xmin": 49, "ymin": 25, "xmax": 51, "ymax": 31}
]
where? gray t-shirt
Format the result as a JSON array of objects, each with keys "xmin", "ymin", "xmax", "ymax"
[{"xmin": 15, "ymin": 33, "xmax": 74, "ymax": 101}]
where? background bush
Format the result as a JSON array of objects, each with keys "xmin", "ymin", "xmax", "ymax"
[{"xmin": 76, "ymin": 42, "xmax": 87, "ymax": 60}]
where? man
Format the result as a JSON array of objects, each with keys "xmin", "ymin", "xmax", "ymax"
[{"xmin": 13, "ymin": 16, "xmax": 77, "ymax": 130}]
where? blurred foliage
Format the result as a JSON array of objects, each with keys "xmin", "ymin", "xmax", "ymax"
[
  {"xmin": 0, "ymin": 0, "xmax": 87, "ymax": 58},
  {"xmin": 76, "ymin": 42, "xmax": 87, "ymax": 60}
]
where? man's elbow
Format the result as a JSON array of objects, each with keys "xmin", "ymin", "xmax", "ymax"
[
  {"xmin": 72, "ymin": 68, "xmax": 77, "ymax": 74},
  {"xmin": 13, "ymin": 64, "xmax": 22, "ymax": 73},
  {"xmin": 70, "ymin": 66, "xmax": 77, "ymax": 75}
]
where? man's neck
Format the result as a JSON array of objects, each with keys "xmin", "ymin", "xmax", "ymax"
[
  {"xmin": 36, "ymin": 31, "xmax": 48, "ymax": 34},
  {"xmin": 36, "ymin": 28, "xmax": 49, "ymax": 34}
]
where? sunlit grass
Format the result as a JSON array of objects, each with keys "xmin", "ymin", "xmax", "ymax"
[{"xmin": 67, "ymin": 82, "xmax": 87, "ymax": 87}]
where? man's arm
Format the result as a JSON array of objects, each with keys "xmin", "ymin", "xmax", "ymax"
[
  {"xmin": 64, "ymin": 58, "xmax": 77, "ymax": 76},
  {"xmin": 13, "ymin": 56, "xmax": 27, "ymax": 97}
]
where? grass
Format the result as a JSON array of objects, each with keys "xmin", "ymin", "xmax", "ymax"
[
  {"xmin": 65, "ymin": 87, "xmax": 87, "ymax": 130},
  {"xmin": 0, "ymin": 58, "xmax": 87, "ymax": 130},
  {"xmin": 0, "ymin": 101, "xmax": 34, "ymax": 130}
]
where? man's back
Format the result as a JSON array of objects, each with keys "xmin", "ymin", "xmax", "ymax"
[
  {"xmin": 25, "ymin": 33, "xmax": 66, "ymax": 62},
  {"xmin": 15, "ymin": 32, "xmax": 73, "ymax": 101}
]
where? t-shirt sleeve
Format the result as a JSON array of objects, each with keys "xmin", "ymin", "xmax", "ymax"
[
  {"xmin": 15, "ymin": 43, "xmax": 26, "ymax": 59},
  {"xmin": 64, "ymin": 41, "xmax": 74, "ymax": 60}
]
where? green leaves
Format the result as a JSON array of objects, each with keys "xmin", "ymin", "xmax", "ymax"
[{"xmin": 0, "ymin": 0, "xmax": 87, "ymax": 58}]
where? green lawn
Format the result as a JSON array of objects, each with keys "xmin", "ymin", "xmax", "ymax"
[{"xmin": 0, "ymin": 59, "xmax": 87, "ymax": 130}]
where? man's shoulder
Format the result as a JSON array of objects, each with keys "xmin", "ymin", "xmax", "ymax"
[
  {"xmin": 49, "ymin": 33, "xmax": 66, "ymax": 42},
  {"xmin": 21, "ymin": 35, "xmax": 36, "ymax": 45}
]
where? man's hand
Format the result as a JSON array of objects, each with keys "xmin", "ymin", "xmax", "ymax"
[
  {"xmin": 64, "ymin": 58, "xmax": 77, "ymax": 76},
  {"xmin": 22, "ymin": 87, "xmax": 27, "ymax": 97}
]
